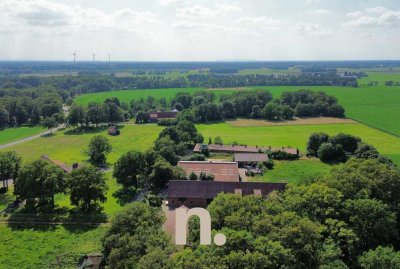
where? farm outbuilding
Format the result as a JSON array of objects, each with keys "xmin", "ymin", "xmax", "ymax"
[
  {"xmin": 234, "ymin": 153, "xmax": 269, "ymax": 168},
  {"xmin": 178, "ymin": 161, "xmax": 239, "ymax": 182},
  {"xmin": 167, "ymin": 180, "xmax": 287, "ymax": 208}
]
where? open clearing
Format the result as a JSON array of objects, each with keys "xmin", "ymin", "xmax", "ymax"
[
  {"xmin": 0, "ymin": 126, "xmax": 46, "ymax": 145},
  {"xmin": 227, "ymin": 117, "xmax": 356, "ymax": 127}
]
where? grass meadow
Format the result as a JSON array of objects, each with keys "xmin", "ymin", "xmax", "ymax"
[
  {"xmin": 197, "ymin": 122, "xmax": 400, "ymax": 166},
  {"xmin": 0, "ymin": 124, "xmax": 163, "ymax": 165},
  {"xmin": 0, "ymin": 126, "xmax": 46, "ymax": 145}
]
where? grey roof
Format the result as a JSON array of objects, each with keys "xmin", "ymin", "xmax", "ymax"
[
  {"xmin": 168, "ymin": 180, "xmax": 286, "ymax": 199},
  {"xmin": 234, "ymin": 153, "xmax": 269, "ymax": 162}
]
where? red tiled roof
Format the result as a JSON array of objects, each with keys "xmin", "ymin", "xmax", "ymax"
[{"xmin": 178, "ymin": 161, "xmax": 239, "ymax": 182}]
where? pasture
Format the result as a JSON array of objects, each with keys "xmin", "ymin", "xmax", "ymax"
[
  {"xmin": 253, "ymin": 159, "xmax": 332, "ymax": 184},
  {"xmin": 75, "ymin": 87, "xmax": 202, "ymax": 106},
  {"xmin": 196, "ymin": 121, "xmax": 400, "ymax": 166},
  {"xmin": 0, "ymin": 126, "xmax": 46, "ymax": 145},
  {"xmin": 0, "ymin": 124, "xmax": 163, "ymax": 165}
]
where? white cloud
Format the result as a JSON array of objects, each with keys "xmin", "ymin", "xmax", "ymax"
[
  {"xmin": 346, "ymin": 11, "xmax": 362, "ymax": 18},
  {"xmin": 0, "ymin": 0, "xmax": 160, "ymax": 34},
  {"xmin": 236, "ymin": 17, "xmax": 281, "ymax": 29},
  {"xmin": 158, "ymin": 0, "xmax": 180, "ymax": 6},
  {"xmin": 176, "ymin": 3, "xmax": 241, "ymax": 18},
  {"xmin": 306, "ymin": 0, "xmax": 320, "ymax": 4},
  {"xmin": 307, "ymin": 9, "xmax": 330, "ymax": 15},
  {"xmin": 344, "ymin": 6, "xmax": 400, "ymax": 28},
  {"xmin": 292, "ymin": 22, "xmax": 332, "ymax": 37}
]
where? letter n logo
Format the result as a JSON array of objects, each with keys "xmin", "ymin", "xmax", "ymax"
[{"xmin": 175, "ymin": 207, "xmax": 226, "ymax": 246}]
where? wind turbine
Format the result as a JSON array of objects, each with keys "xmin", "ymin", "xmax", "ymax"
[
  {"xmin": 108, "ymin": 54, "xmax": 111, "ymax": 63},
  {"xmin": 70, "ymin": 51, "xmax": 77, "ymax": 63},
  {"xmin": 92, "ymin": 53, "xmax": 97, "ymax": 62}
]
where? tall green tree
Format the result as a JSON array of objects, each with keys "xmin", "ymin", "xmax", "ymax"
[
  {"xmin": 68, "ymin": 166, "xmax": 107, "ymax": 211},
  {"xmin": 87, "ymin": 135, "xmax": 112, "ymax": 166},
  {"xmin": 113, "ymin": 151, "xmax": 147, "ymax": 188}
]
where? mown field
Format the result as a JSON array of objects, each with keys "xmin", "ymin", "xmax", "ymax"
[
  {"xmin": 0, "ymin": 124, "xmax": 163, "ymax": 165},
  {"xmin": 0, "ymin": 126, "xmax": 46, "ymax": 145},
  {"xmin": 196, "ymin": 122, "xmax": 400, "ymax": 166}
]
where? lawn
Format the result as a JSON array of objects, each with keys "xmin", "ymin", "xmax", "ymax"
[
  {"xmin": 196, "ymin": 122, "xmax": 400, "ymax": 166},
  {"xmin": 0, "ymin": 126, "xmax": 46, "ymax": 145},
  {"xmin": 252, "ymin": 159, "xmax": 333, "ymax": 184},
  {"xmin": 0, "ymin": 124, "xmax": 163, "ymax": 165}
]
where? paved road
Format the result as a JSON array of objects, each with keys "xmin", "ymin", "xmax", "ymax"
[{"xmin": 0, "ymin": 125, "xmax": 65, "ymax": 150}]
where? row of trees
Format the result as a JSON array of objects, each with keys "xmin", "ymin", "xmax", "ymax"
[
  {"xmin": 307, "ymin": 133, "xmax": 392, "ymax": 164},
  {"xmin": 0, "ymin": 151, "xmax": 108, "ymax": 212},
  {"xmin": 67, "ymin": 98, "xmax": 126, "ymax": 128},
  {"xmin": 132, "ymin": 90, "xmax": 345, "ymax": 124},
  {"xmin": 0, "ymin": 91, "xmax": 63, "ymax": 129},
  {"xmin": 101, "ymin": 158, "xmax": 400, "ymax": 268}
]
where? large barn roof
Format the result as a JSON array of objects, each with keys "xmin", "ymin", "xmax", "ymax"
[
  {"xmin": 168, "ymin": 180, "xmax": 286, "ymax": 199},
  {"xmin": 178, "ymin": 161, "xmax": 239, "ymax": 182}
]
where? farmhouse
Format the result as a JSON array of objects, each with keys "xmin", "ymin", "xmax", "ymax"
[
  {"xmin": 234, "ymin": 153, "xmax": 269, "ymax": 168},
  {"xmin": 193, "ymin": 143, "xmax": 261, "ymax": 154},
  {"xmin": 147, "ymin": 110, "xmax": 178, "ymax": 122},
  {"xmin": 178, "ymin": 161, "xmax": 239, "ymax": 182},
  {"xmin": 193, "ymin": 143, "xmax": 299, "ymax": 156},
  {"xmin": 40, "ymin": 155, "xmax": 79, "ymax": 173},
  {"xmin": 167, "ymin": 180, "xmax": 287, "ymax": 208}
]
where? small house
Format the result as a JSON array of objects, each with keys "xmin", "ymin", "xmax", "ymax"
[{"xmin": 108, "ymin": 124, "xmax": 120, "ymax": 136}]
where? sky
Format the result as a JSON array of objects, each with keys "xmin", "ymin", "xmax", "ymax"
[{"xmin": 0, "ymin": 0, "xmax": 399, "ymax": 61}]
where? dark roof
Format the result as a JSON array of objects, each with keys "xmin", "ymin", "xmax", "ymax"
[
  {"xmin": 194, "ymin": 144, "xmax": 299, "ymax": 155},
  {"xmin": 168, "ymin": 180, "xmax": 286, "ymax": 199},
  {"xmin": 193, "ymin": 143, "xmax": 260, "ymax": 153},
  {"xmin": 234, "ymin": 153, "xmax": 269, "ymax": 162},
  {"xmin": 148, "ymin": 111, "xmax": 178, "ymax": 119},
  {"xmin": 178, "ymin": 161, "xmax": 239, "ymax": 182}
]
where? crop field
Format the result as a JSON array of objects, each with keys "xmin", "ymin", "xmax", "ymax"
[
  {"xmin": 196, "ymin": 122, "xmax": 400, "ymax": 166},
  {"xmin": 0, "ymin": 126, "xmax": 46, "ymax": 145},
  {"xmin": 0, "ymin": 124, "xmax": 163, "ymax": 165}
]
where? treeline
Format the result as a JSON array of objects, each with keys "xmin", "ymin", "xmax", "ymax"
[
  {"xmin": 0, "ymin": 86, "xmax": 64, "ymax": 129},
  {"xmin": 101, "ymin": 157, "xmax": 400, "ymax": 268},
  {"xmin": 133, "ymin": 89, "xmax": 345, "ymax": 124},
  {"xmin": 0, "ymin": 72, "xmax": 357, "ymax": 96}
]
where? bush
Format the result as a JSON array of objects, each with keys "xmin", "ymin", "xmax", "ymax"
[
  {"xmin": 181, "ymin": 154, "xmax": 206, "ymax": 161},
  {"xmin": 318, "ymin": 142, "xmax": 346, "ymax": 163},
  {"xmin": 295, "ymin": 103, "xmax": 316, "ymax": 117},
  {"xmin": 327, "ymin": 104, "xmax": 345, "ymax": 118},
  {"xmin": 157, "ymin": 119, "xmax": 177, "ymax": 126},
  {"xmin": 270, "ymin": 150, "xmax": 299, "ymax": 160},
  {"xmin": 307, "ymin": 132, "xmax": 330, "ymax": 157}
]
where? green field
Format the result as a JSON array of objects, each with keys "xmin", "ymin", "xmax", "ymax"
[
  {"xmin": 253, "ymin": 159, "xmax": 332, "ymax": 184},
  {"xmin": 75, "ymin": 88, "xmax": 202, "ymax": 106},
  {"xmin": 0, "ymin": 124, "xmax": 163, "ymax": 165},
  {"xmin": 0, "ymin": 224, "xmax": 105, "ymax": 269},
  {"xmin": 0, "ymin": 126, "xmax": 46, "ymax": 145},
  {"xmin": 197, "ymin": 122, "xmax": 400, "ymax": 166}
]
